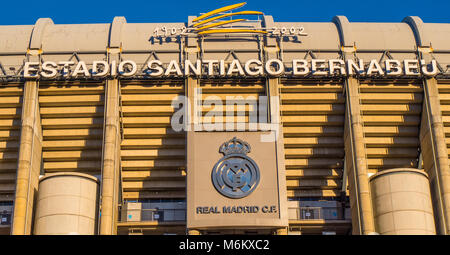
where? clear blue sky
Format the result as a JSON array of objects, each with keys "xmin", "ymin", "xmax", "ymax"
[{"xmin": 0, "ymin": 0, "xmax": 448, "ymax": 25}]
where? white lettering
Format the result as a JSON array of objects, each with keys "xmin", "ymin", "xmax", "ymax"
[
  {"xmin": 265, "ymin": 59, "xmax": 284, "ymax": 76},
  {"xmin": 41, "ymin": 61, "xmax": 58, "ymax": 78},
  {"xmin": 244, "ymin": 59, "xmax": 263, "ymax": 76},
  {"xmin": 118, "ymin": 60, "xmax": 137, "ymax": 77},
  {"xmin": 24, "ymin": 62, "xmax": 40, "ymax": 78},
  {"xmin": 292, "ymin": 59, "xmax": 309, "ymax": 75}
]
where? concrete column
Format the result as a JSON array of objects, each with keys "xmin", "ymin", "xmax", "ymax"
[
  {"xmin": 266, "ymin": 77, "xmax": 289, "ymax": 230},
  {"xmin": 276, "ymin": 227, "xmax": 288, "ymax": 235},
  {"xmin": 344, "ymin": 78, "xmax": 376, "ymax": 235},
  {"xmin": 188, "ymin": 229, "xmax": 201, "ymax": 235},
  {"xmin": 186, "ymin": 77, "xmax": 199, "ymax": 130},
  {"xmin": 12, "ymin": 81, "xmax": 42, "ymax": 235},
  {"xmin": 420, "ymin": 78, "xmax": 450, "ymax": 234},
  {"xmin": 99, "ymin": 79, "xmax": 121, "ymax": 235}
]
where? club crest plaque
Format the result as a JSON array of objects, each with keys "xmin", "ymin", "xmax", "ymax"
[{"xmin": 211, "ymin": 137, "xmax": 260, "ymax": 199}]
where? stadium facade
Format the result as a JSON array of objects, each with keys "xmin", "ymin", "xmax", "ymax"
[{"xmin": 0, "ymin": 3, "xmax": 450, "ymax": 235}]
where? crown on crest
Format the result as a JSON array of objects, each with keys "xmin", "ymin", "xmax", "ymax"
[{"xmin": 219, "ymin": 137, "xmax": 251, "ymax": 156}]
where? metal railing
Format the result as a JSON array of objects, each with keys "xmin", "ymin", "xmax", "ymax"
[
  {"xmin": 288, "ymin": 207, "xmax": 347, "ymax": 220},
  {"xmin": 121, "ymin": 207, "xmax": 348, "ymax": 222},
  {"xmin": 121, "ymin": 208, "xmax": 186, "ymax": 222}
]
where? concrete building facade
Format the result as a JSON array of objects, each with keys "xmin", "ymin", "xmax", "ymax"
[{"xmin": 0, "ymin": 4, "xmax": 449, "ymax": 235}]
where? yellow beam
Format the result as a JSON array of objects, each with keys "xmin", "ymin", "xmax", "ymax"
[
  {"xmin": 193, "ymin": 11, "xmax": 263, "ymax": 27},
  {"xmin": 196, "ymin": 19, "xmax": 246, "ymax": 31},
  {"xmin": 192, "ymin": 2, "xmax": 247, "ymax": 22},
  {"xmin": 198, "ymin": 29, "xmax": 267, "ymax": 35}
]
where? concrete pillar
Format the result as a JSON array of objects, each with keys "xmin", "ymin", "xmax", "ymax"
[
  {"xmin": 276, "ymin": 227, "xmax": 288, "ymax": 235},
  {"xmin": 344, "ymin": 78, "xmax": 376, "ymax": 235},
  {"xmin": 188, "ymin": 229, "xmax": 201, "ymax": 235},
  {"xmin": 186, "ymin": 77, "xmax": 199, "ymax": 130},
  {"xmin": 420, "ymin": 78, "xmax": 450, "ymax": 234},
  {"xmin": 266, "ymin": 77, "xmax": 289, "ymax": 230},
  {"xmin": 12, "ymin": 81, "xmax": 43, "ymax": 235},
  {"xmin": 99, "ymin": 79, "xmax": 121, "ymax": 235}
]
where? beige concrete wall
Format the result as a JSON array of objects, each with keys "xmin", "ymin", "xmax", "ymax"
[
  {"xmin": 369, "ymin": 168, "xmax": 435, "ymax": 235},
  {"xmin": 34, "ymin": 173, "xmax": 99, "ymax": 235},
  {"xmin": 187, "ymin": 131, "xmax": 288, "ymax": 229}
]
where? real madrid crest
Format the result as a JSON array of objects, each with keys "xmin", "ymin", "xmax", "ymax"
[{"xmin": 211, "ymin": 137, "xmax": 260, "ymax": 199}]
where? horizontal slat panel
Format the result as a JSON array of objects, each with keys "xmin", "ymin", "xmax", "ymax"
[
  {"xmin": 281, "ymin": 104, "xmax": 345, "ymax": 115},
  {"xmin": 121, "ymin": 83, "xmax": 184, "ymax": 94},
  {"xmin": 280, "ymin": 84, "xmax": 343, "ymax": 93},
  {"xmin": 282, "ymin": 115, "xmax": 344, "ymax": 126},
  {"xmin": 0, "ymin": 108, "xmax": 21, "ymax": 119},
  {"xmin": 281, "ymin": 93, "xmax": 344, "ymax": 103},
  {"xmin": 123, "ymin": 191, "xmax": 186, "ymax": 199},
  {"xmin": 283, "ymin": 126, "xmax": 343, "ymax": 137},
  {"xmin": 0, "ymin": 162, "xmax": 17, "ymax": 171},
  {"xmin": 40, "ymin": 106, "xmax": 104, "ymax": 117},
  {"xmin": 43, "ymin": 140, "xmax": 102, "ymax": 150},
  {"xmin": 284, "ymin": 148, "xmax": 344, "ymax": 158},
  {"xmin": 0, "ymin": 141, "xmax": 19, "ymax": 151},
  {"xmin": 121, "ymin": 139, "xmax": 185, "ymax": 149},
  {"xmin": 42, "ymin": 117, "xmax": 103, "ymax": 128},
  {"xmin": 0, "ymin": 96, "xmax": 22, "ymax": 107},
  {"xmin": 361, "ymin": 104, "xmax": 421, "ymax": 114},
  {"xmin": 0, "ymin": 152, "xmax": 19, "ymax": 161},
  {"xmin": 43, "ymin": 161, "xmax": 101, "ymax": 171},
  {"xmin": 0, "ymin": 173, "xmax": 16, "ymax": 183},
  {"xmin": 43, "ymin": 150, "xmax": 102, "ymax": 161},
  {"xmin": 0, "ymin": 119, "xmax": 20, "ymax": 129},
  {"xmin": 43, "ymin": 129, "xmax": 103, "ymax": 140},
  {"xmin": 287, "ymin": 189, "xmax": 344, "ymax": 198},
  {"xmin": 366, "ymin": 147, "xmax": 419, "ymax": 157},
  {"xmin": 284, "ymin": 137, "xmax": 343, "ymax": 147},
  {"xmin": 122, "ymin": 170, "xmax": 186, "ymax": 180},
  {"xmin": 286, "ymin": 169, "xmax": 341, "ymax": 179},
  {"xmin": 123, "ymin": 128, "xmax": 184, "ymax": 138},
  {"xmin": 121, "ymin": 149, "xmax": 185, "ymax": 159},
  {"xmin": 365, "ymin": 137, "xmax": 419, "ymax": 147},
  {"xmin": 39, "ymin": 95, "xmax": 104, "ymax": 106},
  {"xmin": 122, "ymin": 181, "xmax": 185, "ymax": 190},
  {"xmin": 0, "ymin": 130, "xmax": 20, "ymax": 141},
  {"xmin": 121, "ymin": 160, "xmax": 185, "ymax": 170},
  {"xmin": 367, "ymin": 158, "xmax": 416, "ymax": 168},
  {"xmin": 122, "ymin": 94, "xmax": 182, "ymax": 105},
  {"xmin": 0, "ymin": 183, "xmax": 16, "ymax": 192},
  {"xmin": 122, "ymin": 105, "xmax": 175, "ymax": 116},
  {"xmin": 285, "ymin": 158, "xmax": 343, "ymax": 168},
  {"xmin": 359, "ymin": 83, "xmax": 422, "ymax": 92},
  {"xmin": 286, "ymin": 179, "xmax": 340, "ymax": 188},
  {"xmin": 38, "ymin": 84, "xmax": 104, "ymax": 95},
  {"xmin": 362, "ymin": 115, "xmax": 420, "ymax": 126},
  {"xmin": 360, "ymin": 93, "xmax": 422, "ymax": 103},
  {"xmin": 364, "ymin": 126, "xmax": 419, "ymax": 137}
]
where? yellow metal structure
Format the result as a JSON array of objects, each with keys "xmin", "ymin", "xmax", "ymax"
[
  {"xmin": 192, "ymin": 2, "xmax": 247, "ymax": 22},
  {"xmin": 195, "ymin": 19, "xmax": 246, "ymax": 31},
  {"xmin": 198, "ymin": 29, "xmax": 267, "ymax": 35},
  {"xmin": 192, "ymin": 11, "xmax": 263, "ymax": 27}
]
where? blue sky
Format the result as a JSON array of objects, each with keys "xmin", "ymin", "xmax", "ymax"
[{"xmin": 0, "ymin": 0, "xmax": 448, "ymax": 25}]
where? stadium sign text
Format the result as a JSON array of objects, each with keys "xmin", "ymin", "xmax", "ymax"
[{"xmin": 23, "ymin": 58, "xmax": 440, "ymax": 78}]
